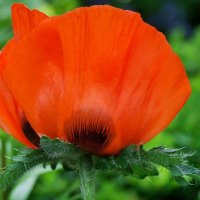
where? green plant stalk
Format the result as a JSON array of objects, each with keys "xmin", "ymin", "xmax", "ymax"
[
  {"xmin": 79, "ymin": 155, "xmax": 95, "ymax": 200},
  {"xmin": 1, "ymin": 135, "xmax": 8, "ymax": 200}
]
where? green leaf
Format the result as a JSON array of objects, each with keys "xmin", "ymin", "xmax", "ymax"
[
  {"xmin": 115, "ymin": 146, "xmax": 136, "ymax": 168},
  {"xmin": 40, "ymin": 136, "xmax": 84, "ymax": 159},
  {"xmin": 92, "ymin": 146, "xmax": 137, "ymax": 171},
  {"xmin": 94, "ymin": 156, "xmax": 119, "ymax": 170},
  {"xmin": 143, "ymin": 147, "xmax": 200, "ymax": 185},
  {"xmin": 1, "ymin": 136, "xmax": 200, "ymax": 189},
  {"xmin": 0, "ymin": 149, "xmax": 50, "ymax": 188},
  {"xmin": 169, "ymin": 164, "xmax": 200, "ymax": 177},
  {"xmin": 143, "ymin": 147, "xmax": 195, "ymax": 168},
  {"xmin": 131, "ymin": 160, "xmax": 159, "ymax": 179}
]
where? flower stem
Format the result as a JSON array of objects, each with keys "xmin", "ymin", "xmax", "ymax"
[
  {"xmin": 1, "ymin": 134, "xmax": 8, "ymax": 200},
  {"xmin": 79, "ymin": 155, "xmax": 95, "ymax": 200}
]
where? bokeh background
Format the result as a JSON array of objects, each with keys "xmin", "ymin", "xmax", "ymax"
[{"xmin": 0, "ymin": 0, "xmax": 200, "ymax": 199}]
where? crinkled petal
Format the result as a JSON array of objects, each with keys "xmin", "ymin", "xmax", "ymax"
[
  {"xmin": 0, "ymin": 3, "xmax": 48, "ymax": 146},
  {"xmin": 3, "ymin": 5, "xmax": 191, "ymax": 154},
  {"xmin": 12, "ymin": 3, "xmax": 48, "ymax": 41},
  {"xmin": 0, "ymin": 52, "xmax": 34, "ymax": 147}
]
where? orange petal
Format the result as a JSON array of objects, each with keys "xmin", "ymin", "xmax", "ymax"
[
  {"xmin": 12, "ymin": 3, "xmax": 48, "ymax": 41},
  {"xmin": 0, "ymin": 52, "xmax": 34, "ymax": 147},
  {"xmin": 4, "ymin": 24, "xmax": 64, "ymax": 139},
  {"xmin": 1, "ymin": 3, "xmax": 48, "ymax": 69},
  {"xmin": 108, "ymin": 23, "xmax": 191, "ymax": 153},
  {"xmin": 0, "ymin": 3, "xmax": 48, "ymax": 147},
  {"xmin": 3, "ymin": 5, "xmax": 191, "ymax": 154},
  {"xmin": 53, "ymin": 6, "xmax": 190, "ymax": 153}
]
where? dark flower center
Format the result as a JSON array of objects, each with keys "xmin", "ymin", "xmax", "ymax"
[
  {"xmin": 21, "ymin": 112, "xmax": 113, "ymax": 154},
  {"xmin": 22, "ymin": 119, "xmax": 40, "ymax": 147},
  {"xmin": 66, "ymin": 113, "xmax": 113, "ymax": 154}
]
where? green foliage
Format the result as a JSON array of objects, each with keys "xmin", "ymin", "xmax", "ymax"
[
  {"xmin": 0, "ymin": 149, "xmax": 49, "ymax": 189},
  {"xmin": 1, "ymin": 137, "xmax": 200, "ymax": 192},
  {"xmin": 40, "ymin": 137, "xmax": 84, "ymax": 160},
  {"xmin": 46, "ymin": 0, "xmax": 81, "ymax": 14},
  {"xmin": 169, "ymin": 27, "xmax": 200, "ymax": 76}
]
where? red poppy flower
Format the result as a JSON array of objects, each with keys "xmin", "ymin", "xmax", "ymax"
[{"xmin": 0, "ymin": 3, "xmax": 191, "ymax": 155}]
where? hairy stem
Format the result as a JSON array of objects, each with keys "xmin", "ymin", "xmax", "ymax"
[{"xmin": 79, "ymin": 155, "xmax": 95, "ymax": 200}]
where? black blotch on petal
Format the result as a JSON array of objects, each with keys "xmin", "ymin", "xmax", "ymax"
[
  {"xmin": 66, "ymin": 115, "xmax": 113, "ymax": 154},
  {"xmin": 22, "ymin": 120, "xmax": 40, "ymax": 147}
]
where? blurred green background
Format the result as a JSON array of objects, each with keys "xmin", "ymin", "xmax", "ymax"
[{"xmin": 0, "ymin": 0, "xmax": 200, "ymax": 199}]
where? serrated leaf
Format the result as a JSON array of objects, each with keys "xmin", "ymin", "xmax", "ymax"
[
  {"xmin": 146, "ymin": 146, "xmax": 195, "ymax": 160},
  {"xmin": 93, "ymin": 156, "xmax": 118, "ymax": 170},
  {"xmin": 40, "ymin": 136, "xmax": 84, "ymax": 159},
  {"xmin": 115, "ymin": 146, "xmax": 139, "ymax": 166},
  {"xmin": 144, "ymin": 148, "xmax": 184, "ymax": 168},
  {"xmin": 16, "ymin": 148, "xmax": 34, "ymax": 155},
  {"xmin": 143, "ymin": 147, "xmax": 200, "ymax": 186},
  {"xmin": 0, "ymin": 149, "xmax": 50, "ymax": 188},
  {"xmin": 11, "ymin": 155, "xmax": 27, "ymax": 162},
  {"xmin": 149, "ymin": 146, "xmax": 184, "ymax": 153},
  {"xmin": 188, "ymin": 152, "xmax": 200, "ymax": 167},
  {"xmin": 169, "ymin": 164, "xmax": 200, "ymax": 177},
  {"xmin": 1, "ymin": 136, "xmax": 200, "ymax": 189}
]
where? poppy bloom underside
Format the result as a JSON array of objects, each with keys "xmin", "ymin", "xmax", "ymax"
[{"xmin": 0, "ymin": 4, "xmax": 191, "ymax": 155}]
